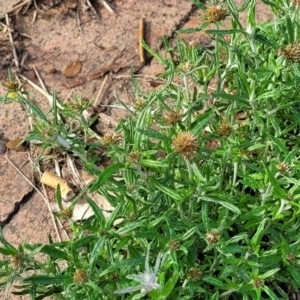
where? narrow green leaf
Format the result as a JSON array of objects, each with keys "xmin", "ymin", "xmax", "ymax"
[
  {"xmin": 202, "ymin": 275, "xmax": 224, "ymax": 287},
  {"xmin": 191, "ymin": 113, "xmax": 214, "ymax": 136},
  {"xmin": 262, "ymin": 285, "xmax": 280, "ymax": 300},
  {"xmin": 250, "ymin": 218, "xmax": 267, "ymax": 247},
  {"xmin": 161, "ymin": 273, "xmax": 179, "ymax": 297},
  {"xmin": 260, "ymin": 268, "xmax": 280, "ymax": 280},
  {"xmin": 140, "ymin": 159, "xmax": 169, "ymax": 169},
  {"xmin": 153, "ymin": 182, "xmax": 183, "ymax": 202},
  {"xmin": 22, "ymin": 275, "xmax": 71, "ymax": 285},
  {"xmin": 100, "ymin": 257, "xmax": 145, "ymax": 277},
  {"xmin": 200, "ymin": 196, "xmax": 241, "ymax": 214},
  {"xmin": 288, "ymin": 265, "xmax": 300, "ymax": 285},
  {"xmin": 90, "ymin": 163, "xmax": 123, "ymax": 192},
  {"xmin": 0, "ymin": 227, "xmax": 18, "ymax": 255},
  {"xmin": 85, "ymin": 196, "xmax": 105, "ymax": 226},
  {"xmin": 89, "ymin": 236, "xmax": 106, "ymax": 273}
]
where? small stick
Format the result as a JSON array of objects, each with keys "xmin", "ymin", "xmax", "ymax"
[
  {"xmin": 0, "ymin": 0, "xmax": 32, "ymax": 19},
  {"xmin": 5, "ymin": 152, "xmax": 63, "ymax": 242},
  {"xmin": 94, "ymin": 74, "xmax": 108, "ymax": 107},
  {"xmin": 139, "ymin": 18, "xmax": 145, "ymax": 64},
  {"xmin": 86, "ymin": 0, "xmax": 101, "ymax": 22},
  {"xmin": 100, "ymin": 0, "xmax": 115, "ymax": 14},
  {"xmin": 5, "ymin": 14, "xmax": 19, "ymax": 71}
]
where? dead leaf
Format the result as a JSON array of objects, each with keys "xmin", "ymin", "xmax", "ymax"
[
  {"xmin": 6, "ymin": 138, "xmax": 25, "ymax": 151},
  {"xmin": 64, "ymin": 60, "xmax": 82, "ymax": 78}
]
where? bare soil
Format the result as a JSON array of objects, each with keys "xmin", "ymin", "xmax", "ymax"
[{"xmin": 0, "ymin": 1, "xmax": 285, "ymax": 299}]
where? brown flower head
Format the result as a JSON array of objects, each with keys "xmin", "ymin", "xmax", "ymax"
[
  {"xmin": 3, "ymin": 79, "xmax": 20, "ymax": 92},
  {"xmin": 100, "ymin": 131, "xmax": 122, "ymax": 146},
  {"xmin": 286, "ymin": 253, "xmax": 296, "ymax": 264},
  {"xmin": 127, "ymin": 151, "xmax": 141, "ymax": 164},
  {"xmin": 252, "ymin": 277, "xmax": 264, "ymax": 288},
  {"xmin": 73, "ymin": 269, "xmax": 88, "ymax": 284},
  {"xmin": 217, "ymin": 122, "xmax": 232, "ymax": 137},
  {"xmin": 205, "ymin": 229, "xmax": 220, "ymax": 244},
  {"xmin": 178, "ymin": 61, "xmax": 193, "ymax": 72},
  {"xmin": 187, "ymin": 266, "xmax": 203, "ymax": 281},
  {"xmin": 60, "ymin": 207, "xmax": 73, "ymax": 219},
  {"xmin": 280, "ymin": 43, "xmax": 300, "ymax": 63},
  {"xmin": 163, "ymin": 110, "xmax": 183, "ymax": 125},
  {"xmin": 168, "ymin": 239, "xmax": 181, "ymax": 251},
  {"xmin": 134, "ymin": 98, "xmax": 146, "ymax": 110},
  {"xmin": 10, "ymin": 254, "xmax": 25, "ymax": 270},
  {"xmin": 172, "ymin": 132, "xmax": 198, "ymax": 160},
  {"xmin": 205, "ymin": 5, "xmax": 228, "ymax": 23},
  {"xmin": 276, "ymin": 162, "xmax": 290, "ymax": 174}
]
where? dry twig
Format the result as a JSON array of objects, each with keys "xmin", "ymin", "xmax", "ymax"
[
  {"xmin": 5, "ymin": 152, "xmax": 65, "ymax": 242},
  {"xmin": 139, "ymin": 18, "xmax": 145, "ymax": 64},
  {"xmin": 5, "ymin": 14, "xmax": 19, "ymax": 71},
  {"xmin": 100, "ymin": 0, "xmax": 115, "ymax": 14},
  {"xmin": 86, "ymin": 0, "xmax": 101, "ymax": 22}
]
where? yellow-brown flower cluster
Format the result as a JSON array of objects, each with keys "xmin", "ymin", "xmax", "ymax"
[
  {"xmin": 73, "ymin": 269, "xmax": 88, "ymax": 284},
  {"xmin": 205, "ymin": 229, "xmax": 220, "ymax": 244},
  {"xmin": 187, "ymin": 266, "xmax": 203, "ymax": 281},
  {"xmin": 127, "ymin": 151, "xmax": 141, "ymax": 164},
  {"xmin": 276, "ymin": 162, "xmax": 290, "ymax": 174},
  {"xmin": 205, "ymin": 5, "xmax": 228, "ymax": 23},
  {"xmin": 217, "ymin": 122, "xmax": 232, "ymax": 137},
  {"xmin": 100, "ymin": 131, "xmax": 122, "ymax": 146},
  {"xmin": 172, "ymin": 132, "xmax": 198, "ymax": 160},
  {"xmin": 163, "ymin": 110, "xmax": 183, "ymax": 125},
  {"xmin": 280, "ymin": 43, "xmax": 300, "ymax": 63}
]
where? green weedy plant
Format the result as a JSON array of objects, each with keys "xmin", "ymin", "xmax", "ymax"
[{"xmin": 2, "ymin": 0, "xmax": 300, "ymax": 299}]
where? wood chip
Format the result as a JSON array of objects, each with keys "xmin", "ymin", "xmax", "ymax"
[
  {"xmin": 64, "ymin": 60, "xmax": 82, "ymax": 78},
  {"xmin": 6, "ymin": 138, "xmax": 25, "ymax": 151}
]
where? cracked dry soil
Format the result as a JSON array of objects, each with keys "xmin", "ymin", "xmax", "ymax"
[{"xmin": 0, "ymin": 1, "xmax": 291, "ymax": 299}]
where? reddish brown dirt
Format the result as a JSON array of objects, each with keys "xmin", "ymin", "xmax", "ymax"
[{"xmin": 0, "ymin": 1, "xmax": 284, "ymax": 299}]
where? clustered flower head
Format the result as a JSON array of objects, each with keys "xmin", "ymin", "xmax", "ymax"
[
  {"xmin": 276, "ymin": 162, "xmax": 290, "ymax": 174},
  {"xmin": 172, "ymin": 131, "xmax": 198, "ymax": 160},
  {"xmin": 100, "ymin": 131, "xmax": 122, "ymax": 146},
  {"xmin": 168, "ymin": 239, "xmax": 181, "ymax": 251},
  {"xmin": 163, "ymin": 110, "xmax": 183, "ymax": 125},
  {"xmin": 73, "ymin": 269, "xmax": 88, "ymax": 284},
  {"xmin": 60, "ymin": 207, "xmax": 73, "ymax": 219},
  {"xmin": 205, "ymin": 5, "xmax": 228, "ymax": 23},
  {"xmin": 217, "ymin": 122, "xmax": 232, "ymax": 137},
  {"xmin": 178, "ymin": 61, "xmax": 193, "ymax": 72},
  {"xmin": 252, "ymin": 277, "xmax": 264, "ymax": 288},
  {"xmin": 280, "ymin": 43, "xmax": 300, "ymax": 63},
  {"xmin": 205, "ymin": 229, "xmax": 220, "ymax": 244},
  {"xmin": 187, "ymin": 266, "xmax": 203, "ymax": 281},
  {"xmin": 127, "ymin": 151, "xmax": 141, "ymax": 164},
  {"xmin": 10, "ymin": 254, "xmax": 25, "ymax": 270}
]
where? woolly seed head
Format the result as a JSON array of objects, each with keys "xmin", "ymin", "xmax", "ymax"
[{"xmin": 172, "ymin": 132, "xmax": 198, "ymax": 160}]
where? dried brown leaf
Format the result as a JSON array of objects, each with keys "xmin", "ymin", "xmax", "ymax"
[
  {"xmin": 6, "ymin": 138, "xmax": 25, "ymax": 151},
  {"xmin": 64, "ymin": 60, "xmax": 82, "ymax": 78}
]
